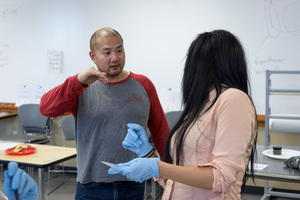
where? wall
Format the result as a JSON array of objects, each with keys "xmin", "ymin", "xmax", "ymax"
[{"xmin": 0, "ymin": 0, "xmax": 300, "ymax": 114}]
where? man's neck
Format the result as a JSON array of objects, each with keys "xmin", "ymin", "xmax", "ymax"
[{"xmin": 108, "ymin": 70, "xmax": 130, "ymax": 83}]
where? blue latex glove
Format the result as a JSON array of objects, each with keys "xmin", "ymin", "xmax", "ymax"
[
  {"xmin": 4, "ymin": 162, "xmax": 38, "ymax": 200},
  {"xmin": 122, "ymin": 123, "xmax": 153, "ymax": 157},
  {"xmin": 108, "ymin": 157, "xmax": 160, "ymax": 183}
]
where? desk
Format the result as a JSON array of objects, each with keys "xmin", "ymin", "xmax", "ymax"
[
  {"xmin": 0, "ymin": 102, "xmax": 18, "ymax": 114},
  {"xmin": 0, "ymin": 142, "xmax": 77, "ymax": 200},
  {"xmin": 255, "ymin": 145, "xmax": 300, "ymax": 199}
]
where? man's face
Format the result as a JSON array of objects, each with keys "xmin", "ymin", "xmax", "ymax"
[{"xmin": 90, "ymin": 36, "xmax": 125, "ymax": 79}]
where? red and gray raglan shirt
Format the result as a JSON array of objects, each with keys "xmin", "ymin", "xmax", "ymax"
[{"xmin": 39, "ymin": 72, "xmax": 170, "ymax": 184}]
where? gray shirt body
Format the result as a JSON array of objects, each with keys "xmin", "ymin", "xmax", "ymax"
[{"xmin": 76, "ymin": 75, "xmax": 150, "ymax": 183}]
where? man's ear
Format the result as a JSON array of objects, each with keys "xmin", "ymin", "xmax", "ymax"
[{"xmin": 89, "ymin": 51, "xmax": 96, "ymax": 62}]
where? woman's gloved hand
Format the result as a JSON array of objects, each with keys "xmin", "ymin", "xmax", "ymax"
[
  {"xmin": 4, "ymin": 161, "xmax": 38, "ymax": 200},
  {"xmin": 122, "ymin": 123, "xmax": 153, "ymax": 157},
  {"xmin": 108, "ymin": 157, "xmax": 160, "ymax": 183}
]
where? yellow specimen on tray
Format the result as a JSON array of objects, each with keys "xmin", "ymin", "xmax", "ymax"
[{"xmin": 11, "ymin": 143, "xmax": 32, "ymax": 152}]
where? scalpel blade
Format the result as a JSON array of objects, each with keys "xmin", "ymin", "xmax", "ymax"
[{"xmin": 101, "ymin": 161, "xmax": 117, "ymax": 168}]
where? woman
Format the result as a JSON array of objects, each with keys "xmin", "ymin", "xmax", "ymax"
[{"xmin": 108, "ymin": 30, "xmax": 257, "ymax": 199}]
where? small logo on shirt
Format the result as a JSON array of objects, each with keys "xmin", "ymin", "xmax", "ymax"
[{"xmin": 127, "ymin": 93, "xmax": 143, "ymax": 103}]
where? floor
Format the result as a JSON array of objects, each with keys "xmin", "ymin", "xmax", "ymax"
[{"xmin": 0, "ymin": 167, "xmax": 295, "ymax": 200}]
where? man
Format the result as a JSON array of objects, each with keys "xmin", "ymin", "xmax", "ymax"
[{"xmin": 39, "ymin": 27, "xmax": 170, "ymax": 200}]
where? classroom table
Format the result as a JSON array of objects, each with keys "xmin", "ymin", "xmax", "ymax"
[
  {"xmin": 254, "ymin": 145, "xmax": 300, "ymax": 199},
  {"xmin": 0, "ymin": 141, "xmax": 77, "ymax": 200}
]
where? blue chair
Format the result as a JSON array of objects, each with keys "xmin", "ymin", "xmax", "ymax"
[
  {"xmin": 165, "ymin": 110, "xmax": 182, "ymax": 130},
  {"xmin": 47, "ymin": 115, "xmax": 76, "ymax": 194},
  {"xmin": 17, "ymin": 103, "xmax": 53, "ymax": 144}
]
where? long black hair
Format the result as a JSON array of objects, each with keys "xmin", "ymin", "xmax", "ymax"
[{"xmin": 163, "ymin": 29, "xmax": 257, "ymax": 190}]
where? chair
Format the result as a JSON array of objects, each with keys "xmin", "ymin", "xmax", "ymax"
[
  {"xmin": 17, "ymin": 103, "xmax": 53, "ymax": 144},
  {"xmin": 47, "ymin": 115, "xmax": 76, "ymax": 194},
  {"xmin": 0, "ymin": 104, "xmax": 52, "ymax": 181},
  {"xmin": 59, "ymin": 115, "xmax": 76, "ymax": 146},
  {"xmin": 165, "ymin": 110, "xmax": 182, "ymax": 130}
]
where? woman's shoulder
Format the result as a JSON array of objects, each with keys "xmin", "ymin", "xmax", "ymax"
[
  {"xmin": 218, "ymin": 88, "xmax": 253, "ymax": 108},
  {"xmin": 221, "ymin": 88, "xmax": 249, "ymax": 99}
]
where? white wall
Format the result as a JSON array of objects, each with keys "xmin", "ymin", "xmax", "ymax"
[{"xmin": 0, "ymin": 0, "xmax": 300, "ymax": 114}]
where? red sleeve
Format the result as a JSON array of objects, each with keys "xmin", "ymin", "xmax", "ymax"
[
  {"xmin": 131, "ymin": 73, "xmax": 170, "ymax": 158},
  {"xmin": 39, "ymin": 75, "xmax": 87, "ymax": 117}
]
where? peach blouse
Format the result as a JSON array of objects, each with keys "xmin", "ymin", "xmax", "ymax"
[{"xmin": 159, "ymin": 88, "xmax": 256, "ymax": 200}]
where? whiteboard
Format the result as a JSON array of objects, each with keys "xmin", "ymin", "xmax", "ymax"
[{"xmin": 0, "ymin": 0, "xmax": 300, "ymax": 114}]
